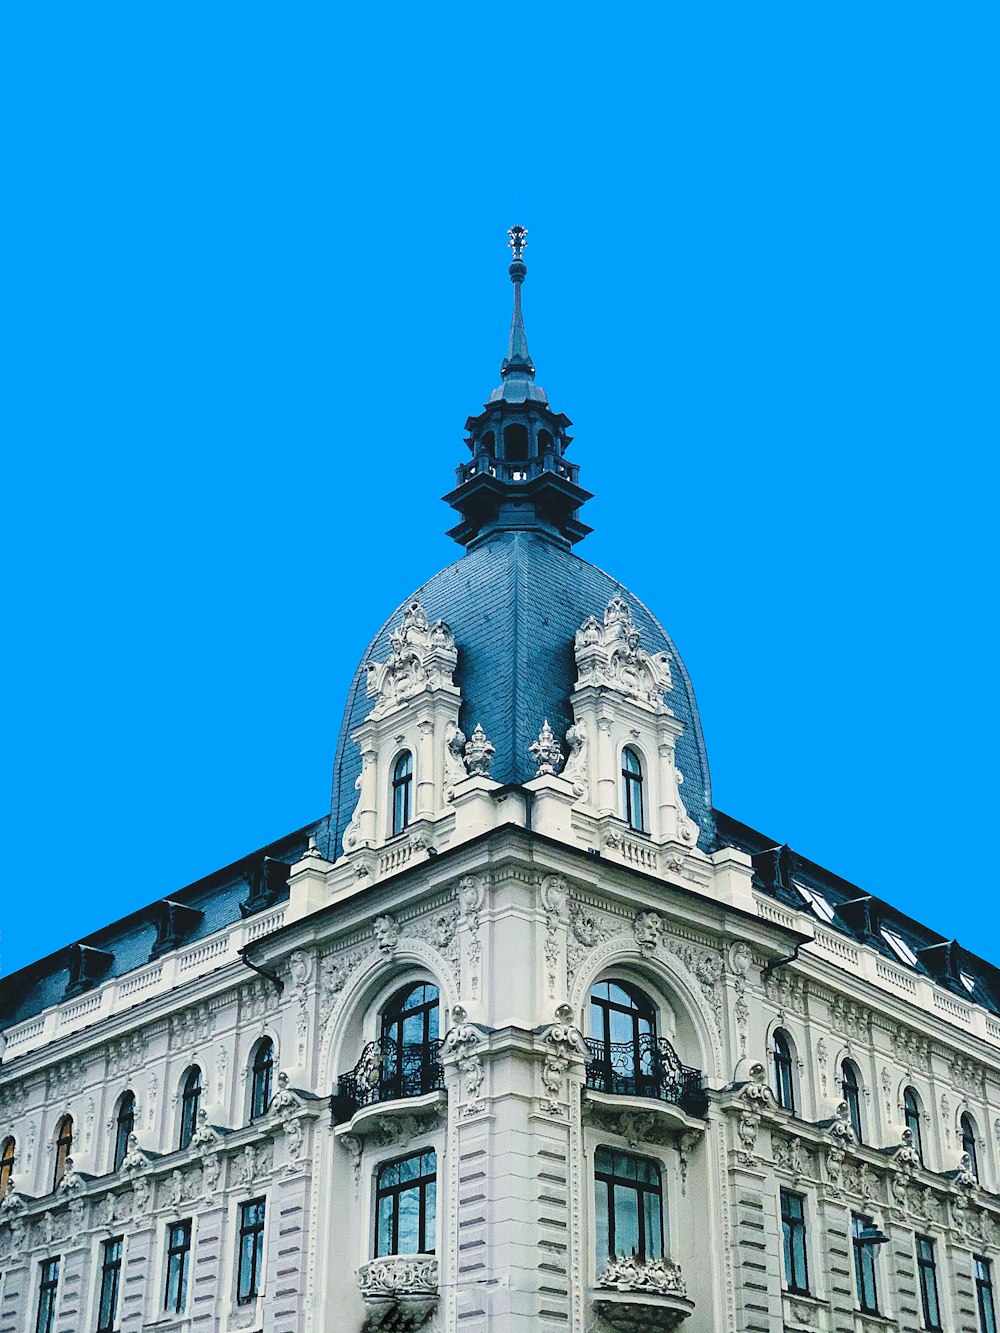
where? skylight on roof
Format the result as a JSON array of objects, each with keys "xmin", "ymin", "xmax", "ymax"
[
  {"xmin": 881, "ymin": 927, "xmax": 918, "ymax": 968},
  {"xmin": 793, "ymin": 881, "xmax": 835, "ymax": 924},
  {"xmin": 960, "ymin": 972, "xmax": 976, "ymax": 994}
]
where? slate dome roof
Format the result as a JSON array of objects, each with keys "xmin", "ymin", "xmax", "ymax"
[{"xmin": 327, "ymin": 529, "xmax": 714, "ymax": 856}]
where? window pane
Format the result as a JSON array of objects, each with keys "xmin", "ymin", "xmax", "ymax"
[
  {"xmin": 424, "ymin": 1179, "xmax": 436, "ymax": 1253},
  {"xmin": 397, "ymin": 1187, "xmax": 421, "ymax": 1254},
  {"xmin": 612, "ymin": 1183, "xmax": 640, "ymax": 1258},
  {"xmin": 376, "ymin": 1194, "xmax": 394, "ymax": 1257},
  {"xmin": 595, "ymin": 1179, "xmax": 610, "ymax": 1265},
  {"xmin": 643, "ymin": 1188, "xmax": 663, "ymax": 1259},
  {"xmin": 238, "ymin": 1234, "xmax": 256, "ymax": 1300},
  {"xmin": 609, "ymin": 1008, "xmax": 633, "ymax": 1047}
]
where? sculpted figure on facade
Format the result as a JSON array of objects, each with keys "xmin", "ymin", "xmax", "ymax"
[{"xmin": 633, "ymin": 910, "xmax": 662, "ymax": 958}]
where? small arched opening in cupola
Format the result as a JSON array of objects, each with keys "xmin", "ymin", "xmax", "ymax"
[{"xmin": 502, "ymin": 423, "xmax": 530, "ymax": 462}]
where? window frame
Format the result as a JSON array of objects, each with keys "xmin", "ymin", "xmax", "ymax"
[
  {"xmin": 594, "ymin": 1146, "xmax": 665, "ymax": 1268},
  {"xmin": 903, "ymin": 1087, "xmax": 924, "ymax": 1164},
  {"xmin": 977, "ymin": 1255, "xmax": 997, "ymax": 1333},
  {"xmin": 374, "ymin": 1149, "xmax": 437, "ymax": 1257},
  {"xmin": 588, "ymin": 979, "xmax": 658, "ymax": 1098},
  {"xmin": 916, "ymin": 1234, "xmax": 942, "ymax": 1331},
  {"xmin": 236, "ymin": 1197, "xmax": 267, "ymax": 1305},
  {"xmin": 621, "ymin": 747, "xmax": 645, "ymax": 834},
  {"xmin": 772, "ymin": 1030, "xmax": 796, "ymax": 1113},
  {"xmin": 96, "ymin": 1235, "xmax": 123, "ymax": 1333},
  {"xmin": 53, "ymin": 1115, "xmax": 73, "ymax": 1191},
  {"xmin": 179, "ymin": 1067, "xmax": 202, "ymax": 1150},
  {"xmin": 780, "ymin": 1188, "xmax": 810, "ymax": 1296},
  {"xmin": 841, "ymin": 1061, "xmax": 864, "ymax": 1143},
  {"xmin": 391, "ymin": 751, "xmax": 414, "ymax": 837},
  {"xmin": 852, "ymin": 1213, "xmax": 881, "ymax": 1316},
  {"xmin": 962, "ymin": 1112, "xmax": 980, "ymax": 1181},
  {"xmin": 113, "ymin": 1092, "xmax": 135, "ymax": 1172},
  {"xmin": 35, "ymin": 1257, "xmax": 60, "ymax": 1333},
  {"xmin": 249, "ymin": 1039, "xmax": 275, "ymax": 1121},
  {"xmin": 0, "ymin": 1135, "xmax": 14, "ymax": 1200},
  {"xmin": 164, "ymin": 1218, "xmax": 192, "ymax": 1316}
]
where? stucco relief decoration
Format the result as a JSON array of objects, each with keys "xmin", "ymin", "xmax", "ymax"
[
  {"xmin": 457, "ymin": 874, "xmax": 485, "ymax": 1000},
  {"xmin": 541, "ymin": 876, "xmax": 569, "ymax": 1000},
  {"xmin": 829, "ymin": 1101, "xmax": 856, "ymax": 1148},
  {"xmin": 374, "ymin": 914, "xmax": 400, "ymax": 956},
  {"xmin": 596, "ymin": 1254, "xmax": 687, "ymax": 1298},
  {"xmin": 463, "ymin": 723, "xmax": 495, "ymax": 778},
  {"xmin": 529, "ymin": 719, "xmax": 564, "ymax": 777},
  {"xmin": 0, "ymin": 1081, "xmax": 28, "ymax": 1121},
  {"xmin": 895, "ymin": 1127, "xmax": 923, "ymax": 1170},
  {"xmin": 772, "ymin": 1135, "xmax": 809, "ymax": 1181},
  {"xmin": 728, "ymin": 942, "xmax": 752, "ymax": 1060},
  {"xmin": 891, "ymin": 1022, "xmax": 931, "ymax": 1074},
  {"xmin": 0, "ymin": 1183, "xmax": 26, "ymax": 1252},
  {"xmin": 444, "ymin": 1006, "xmax": 484, "ymax": 1116},
  {"xmin": 289, "ymin": 947, "xmax": 313, "ymax": 1064},
  {"xmin": 540, "ymin": 1004, "xmax": 587, "ymax": 1114},
  {"xmin": 169, "ymin": 1003, "xmax": 214, "ymax": 1050},
  {"xmin": 120, "ymin": 1132, "xmax": 149, "ymax": 1175},
  {"xmin": 47, "ymin": 1058, "xmax": 85, "ymax": 1102},
  {"xmin": 566, "ymin": 899, "xmax": 609, "ymax": 992},
  {"xmin": 957, "ymin": 1152, "xmax": 978, "ymax": 1190},
  {"xmin": 443, "ymin": 720, "xmax": 467, "ymax": 800},
  {"xmin": 365, "ymin": 601, "xmax": 458, "ymax": 720},
  {"xmin": 737, "ymin": 1063, "xmax": 772, "ymax": 1166},
  {"xmin": 815, "ymin": 1038, "xmax": 829, "ymax": 1098},
  {"xmin": 563, "ymin": 720, "xmax": 588, "ymax": 797},
  {"xmin": 573, "ymin": 597, "xmax": 674, "ymax": 707},
  {"xmin": 633, "ymin": 910, "xmax": 662, "ymax": 958}
]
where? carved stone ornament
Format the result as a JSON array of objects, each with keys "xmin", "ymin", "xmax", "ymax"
[
  {"xmin": 829, "ymin": 1101, "xmax": 857, "ymax": 1147},
  {"xmin": 270, "ymin": 1071, "xmax": 303, "ymax": 1119},
  {"xmin": 443, "ymin": 720, "xmax": 467, "ymax": 800},
  {"xmin": 356, "ymin": 1255, "xmax": 438, "ymax": 1331},
  {"xmin": 594, "ymin": 1256, "xmax": 694, "ymax": 1331},
  {"xmin": 540, "ymin": 1004, "xmax": 587, "ymax": 1113},
  {"xmin": 119, "ymin": 1132, "xmax": 149, "ymax": 1174},
  {"xmin": 895, "ymin": 1127, "xmax": 922, "ymax": 1170},
  {"xmin": 191, "ymin": 1108, "xmax": 220, "ymax": 1151},
  {"xmin": 736, "ymin": 1063, "xmax": 772, "ymax": 1167},
  {"xmin": 633, "ymin": 910, "xmax": 662, "ymax": 958},
  {"xmin": 374, "ymin": 914, "xmax": 400, "ymax": 956},
  {"xmin": 598, "ymin": 1255, "xmax": 688, "ymax": 1297},
  {"xmin": 529, "ymin": 719, "xmax": 565, "ymax": 777},
  {"xmin": 57, "ymin": 1158, "xmax": 85, "ymax": 1196},
  {"xmin": 563, "ymin": 720, "xmax": 588, "ymax": 796},
  {"xmin": 463, "ymin": 723, "xmax": 496, "ymax": 778},
  {"xmin": 957, "ymin": 1151, "xmax": 979, "ymax": 1190},
  {"xmin": 574, "ymin": 597, "xmax": 674, "ymax": 707},
  {"xmin": 365, "ymin": 601, "xmax": 458, "ymax": 720}
]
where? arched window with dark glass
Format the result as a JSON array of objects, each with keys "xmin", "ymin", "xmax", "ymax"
[
  {"xmin": 375, "ymin": 1150, "xmax": 436, "ymax": 1256},
  {"xmin": 113, "ymin": 1091, "xmax": 136, "ymax": 1171},
  {"xmin": 380, "ymin": 983, "xmax": 441, "ymax": 1101},
  {"xmin": 621, "ymin": 748, "xmax": 645, "ymax": 833},
  {"xmin": 588, "ymin": 981, "xmax": 659, "ymax": 1098},
  {"xmin": 903, "ymin": 1087, "xmax": 923, "ymax": 1163},
  {"xmin": 772, "ymin": 1030, "xmax": 795, "ymax": 1112},
  {"xmin": 503, "ymin": 423, "xmax": 529, "ymax": 462},
  {"xmin": 179, "ymin": 1067, "xmax": 202, "ymax": 1149},
  {"xmin": 962, "ymin": 1112, "xmax": 980, "ymax": 1181},
  {"xmin": 250, "ymin": 1038, "xmax": 275, "ymax": 1121},
  {"xmin": 841, "ymin": 1062, "xmax": 863, "ymax": 1143},
  {"xmin": 53, "ymin": 1115, "xmax": 73, "ymax": 1190},
  {"xmin": 480, "ymin": 430, "xmax": 495, "ymax": 457},
  {"xmin": 391, "ymin": 751, "xmax": 413, "ymax": 836},
  {"xmin": 0, "ymin": 1136, "xmax": 14, "ymax": 1200},
  {"xmin": 594, "ymin": 1147, "xmax": 664, "ymax": 1267}
]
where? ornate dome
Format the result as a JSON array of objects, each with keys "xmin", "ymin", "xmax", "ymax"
[{"xmin": 327, "ymin": 227, "xmax": 713, "ymax": 856}]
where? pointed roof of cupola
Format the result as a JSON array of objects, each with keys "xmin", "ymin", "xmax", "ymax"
[{"xmin": 491, "ymin": 225, "xmax": 548, "ymax": 405}]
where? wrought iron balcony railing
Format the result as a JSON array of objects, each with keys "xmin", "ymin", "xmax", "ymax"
[
  {"xmin": 333, "ymin": 1036, "xmax": 444, "ymax": 1124},
  {"xmin": 584, "ymin": 1034, "xmax": 703, "ymax": 1111}
]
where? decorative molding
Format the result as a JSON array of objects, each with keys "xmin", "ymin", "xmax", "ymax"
[
  {"xmin": 529, "ymin": 719, "xmax": 565, "ymax": 777},
  {"xmin": 574, "ymin": 598, "xmax": 673, "ymax": 707},
  {"xmin": 365, "ymin": 601, "xmax": 458, "ymax": 721}
]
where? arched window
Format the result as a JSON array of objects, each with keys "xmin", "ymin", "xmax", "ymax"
[
  {"xmin": 379, "ymin": 983, "xmax": 440, "ymax": 1101},
  {"xmin": 0, "ymin": 1136, "xmax": 14, "ymax": 1200},
  {"xmin": 503, "ymin": 423, "xmax": 529, "ymax": 462},
  {"xmin": 480, "ymin": 430, "xmax": 495, "ymax": 457},
  {"xmin": 594, "ymin": 1147, "xmax": 664, "ymax": 1266},
  {"xmin": 588, "ymin": 981, "xmax": 663, "ymax": 1098},
  {"xmin": 391, "ymin": 751, "xmax": 413, "ymax": 836},
  {"xmin": 621, "ymin": 748, "xmax": 645, "ymax": 833},
  {"xmin": 903, "ymin": 1087, "xmax": 923, "ymax": 1163},
  {"xmin": 179, "ymin": 1067, "xmax": 202, "ymax": 1150},
  {"xmin": 772, "ymin": 1030, "xmax": 795, "ymax": 1112},
  {"xmin": 841, "ymin": 1062, "xmax": 863, "ymax": 1143},
  {"xmin": 962, "ymin": 1112, "xmax": 980, "ymax": 1181},
  {"xmin": 375, "ymin": 1150, "xmax": 436, "ymax": 1256},
  {"xmin": 537, "ymin": 428, "xmax": 554, "ymax": 456},
  {"xmin": 250, "ymin": 1038, "xmax": 275, "ymax": 1121},
  {"xmin": 113, "ymin": 1091, "xmax": 136, "ymax": 1171},
  {"xmin": 53, "ymin": 1115, "xmax": 73, "ymax": 1190}
]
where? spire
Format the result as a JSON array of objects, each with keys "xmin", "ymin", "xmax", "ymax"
[{"xmin": 501, "ymin": 225, "xmax": 535, "ymax": 380}]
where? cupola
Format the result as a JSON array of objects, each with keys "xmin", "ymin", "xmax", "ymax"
[{"xmin": 444, "ymin": 225, "xmax": 593, "ymax": 550}]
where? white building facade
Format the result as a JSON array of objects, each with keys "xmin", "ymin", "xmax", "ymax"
[{"xmin": 2, "ymin": 229, "xmax": 999, "ymax": 1333}]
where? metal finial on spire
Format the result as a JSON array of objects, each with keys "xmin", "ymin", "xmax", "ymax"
[{"xmin": 507, "ymin": 224, "xmax": 528, "ymax": 262}]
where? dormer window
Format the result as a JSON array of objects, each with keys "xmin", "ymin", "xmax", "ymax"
[
  {"xmin": 960, "ymin": 971, "xmax": 976, "ymax": 994},
  {"xmin": 794, "ymin": 882, "xmax": 835, "ymax": 924},
  {"xmin": 881, "ymin": 928, "xmax": 918, "ymax": 968},
  {"xmin": 391, "ymin": 751, "xmax": 413, "ymax": 836},
  {"xmin": 621, "ymin": 748, "xmax": 645, "ymax": 833}
]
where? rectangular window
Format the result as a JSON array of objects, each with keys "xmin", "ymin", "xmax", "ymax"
[
  {"xmin": 852, "ymin": 1214, "xmax": 880, "ymax": 1316},
  {"xmin": 375, "ymin": 1150, "xmax": 437, "ymax": 1257},
  {"xmin": 96, "ymin": 1237, "xmax": 123, "ymax": 1333},
  {"xmin": 977, "ymin": 1256, "xmax": 998, "ymax": 1333},
  {"xmin": 237, "ymin": 1199, "xmax": 266, "ymax": 1305},
  {"xmin": 36, "ymin": 1258, "xmax": 60, "ymax": 1333},
  {"xmin": 916, "ymin": 1235, "xmax": 941, "ymax": 1330},
  {"xmin": 594, "ymin": 1147, "xmax": 664, "ymax": 1269},
  {"xmin": 164, "ymin": 1220, "xmax": 192, "ymax": 1315},
  {"xmin": 780, "ymin": 1190, "xmax": 809, "ymax": 1295}
]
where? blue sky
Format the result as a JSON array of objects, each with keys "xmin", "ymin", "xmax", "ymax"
[{"xmin": 2, "ymin": 3, "xmax": 997, "ymax": 978}]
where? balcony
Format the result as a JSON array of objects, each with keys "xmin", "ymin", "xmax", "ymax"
[
  {"xmin": 356, "ymin": 1255, "xmax": 438, "ymax": 1331},
  {"xmin": 594, "ymin": 1256, "xmax": 693, "ymax": 1330},
  {"xmin": 584, "ymin": 1036, "xmax": 703, "ymax": 1111},
  {"xmin": 333, "ymin": 1037, "xmax": 444, "ymax": 1125}
]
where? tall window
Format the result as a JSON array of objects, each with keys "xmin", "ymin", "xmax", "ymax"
[
  {"xmin": 53, "ymin": 1116, "xmax": 73, "ymax": 1190},
  {"xmin": 113, "ymin": 1092, "xmax": 135, "ymax": 1171},
  {"xmin": 380, "ymin": 982, "xmax": 440, "ymax": 1100},
  {"xmin": 97, "ymin": 1237, "xmax": 123, "ymax": 1333},
  {"xmin": 391, "ymin": 751, "xmax": 413, "ymax": 836},
  {"xmin": 780, "ymin": 1190, "xmax": 810, "ymax": 1295},
  {"xmin": 772, "ymin": 1031, "xmax": 795, "ymax": 1112},
  {"xmin": 962, "ymin": 1113, "xmax": 980, "ymax": 1181},
  {"xmin": 588, "ymin": 981, "xmax": 657, "ymax": 1097},
  {"xmin": 852, "ymin": 1214, "xmax": 881, "ymax": 1316},
  {"xmin": 621, "ymin": 748, "xmax": 645, "ymax": 833},
  {"xmin": 250, "ymin": 1039, "xmax": 275, "ymax": 1121},
  {"xmin": 594, "ymin": 1147, "xmax": 664, "ymax": 1266},
  {"xmin": 977, "ymin": 1256, "xmax": 997, "ymax": 1333},
  {"xmin": 916, "ymin": 1235, "xmax": 942, "ymax": 1331},
  {"xmin": 237, "ymin": 1199, "xmax": 266, "ymax": 1304},
  {"xmin": 842, "ymin": 1062, "xmax": 863, "ymax": 1143},
  {"xmin": 179, "ymin": 1068, "xmax": 202, "ymax": 1150},
  {"xmin": 375, "ymin": 1150, "xmax": 436, "ymax": 1256},
  {"xmin": 36, "ymin": 1258, "xmax": 60, "ymax": 1333},
  {"xmin": 0, "ymin": 1136, "xmax": 14, "ymax": 1200},
  {"xmin": 164, "ymin": 1220, "xmax": 192, "ymax": 1315},
  {"xmin": 904, "ymin": 1087, "xmax": 924, "ymax": 1163}
]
